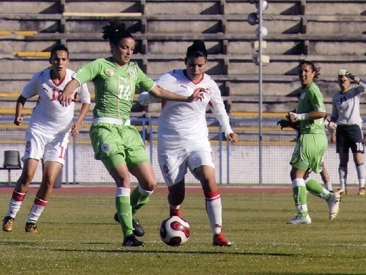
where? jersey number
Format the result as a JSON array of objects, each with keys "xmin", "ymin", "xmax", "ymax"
[{"xmin": 117, "ymin": 85, "xmax": 131, "ymax": 100}]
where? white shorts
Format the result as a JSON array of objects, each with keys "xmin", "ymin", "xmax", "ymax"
[
  {"xmin": 158, "ymin": 148, "xmax": 215, "ymax": 186},
  {"xmin": 22, "ymin": 128, "xmax": 69, "ymax": 165}
]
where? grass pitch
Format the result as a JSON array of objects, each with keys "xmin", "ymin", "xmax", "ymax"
[{"xmin": 0, "ymin": 190, "xmax": 365, "ymax": 275}]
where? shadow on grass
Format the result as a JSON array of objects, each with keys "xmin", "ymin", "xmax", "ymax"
[{"xmin": 51, "ymin": 247, "xmax": 293, "ymax": 257}]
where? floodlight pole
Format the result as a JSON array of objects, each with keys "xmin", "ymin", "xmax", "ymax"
[{"xmin": 258, "ymin": 0, "xmax": 263, "ymax": 184}]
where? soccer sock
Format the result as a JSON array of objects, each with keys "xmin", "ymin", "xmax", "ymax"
[
  {"xmin": 205, "ymin": 190, "xmax": 222, "ymax": 235},
  {"xmin": 27, "ymin": 197, "xmax": 47, "ymax": 223},
  {"xmin": 169, "ymin": 204, "xmax": 182, "ymax": 217},
  {"xmin": 338, "ymin": 165, "xmax": 347, "ymax": 190},
  {"xmin": 292, "ymin": 178, "xmax": 308, "ymax": 217},
  {"xmin": 115, "ymin": 187, "xmax": 134, "ymax": 238},
  {"xmin": 130, "ymin": 185, "xmax": 153, "ymax": 216},
  {"xmin": 305, "ymin": 178, "xmax": 330, "ymax": 200},
  {"xmin": 324, "ymin": 182, "xmax": 333, "ymax": 192},
  {"xmin": 356, "ymin": 163, "xmax": 365, "ymax": 189},
  {"xmin": 6, "ymin": 190, "xmax": 26, "ymax": 218}
]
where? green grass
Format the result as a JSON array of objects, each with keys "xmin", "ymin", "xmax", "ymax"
[{"xmin": 0, "ymin": 192, "xmax": 366, "ymax": 275}]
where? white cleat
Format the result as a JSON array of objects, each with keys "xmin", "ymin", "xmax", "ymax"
[
  {"xmin": 327, "ymin": 190, "xmax": 342, "ymax": 220},
  {"xmin": 286, "ymin": 215, "xmax": 311, "ymax": 225}
]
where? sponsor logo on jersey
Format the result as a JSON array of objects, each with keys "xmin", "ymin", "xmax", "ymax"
[
  {"xmin": 105, "ymin": 68, "xmax": 114, "ymax": 77},
  {"xmin": 163, "ymin": 164, "xmax": 169, "ymax": 174}
]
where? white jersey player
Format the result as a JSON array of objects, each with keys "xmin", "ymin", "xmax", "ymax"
[
  {"xmin": 139, "ymin": 40, "xmax": 238, "ymax": 246},
  {"xmin": 2, "ymin": 45, "xmax": 90, "ymax": 233}
]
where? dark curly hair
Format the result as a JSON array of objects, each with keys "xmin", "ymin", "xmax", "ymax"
[
  {"xmin": 102, "ymin": 20, "xmax": 134, "ymax": 45},
  {"xmin": 186, "ymin": 40, "xmax": 208, "ymax": 59}
]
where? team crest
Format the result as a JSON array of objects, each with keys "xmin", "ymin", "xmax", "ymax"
[
  {"xmin": 128, "ymin": 68, "xmax": 136, "ymax": 77},
  {"xmin": 101, "ymin": 143, "xmax": 111, "ymax": 153},
  {"xmin": 300, "ymin": 93, "xmax": 306, "ymax": 99},
  {"xmin": 105, "ymin": 68, "xmax": 114, "ymax": 77}
]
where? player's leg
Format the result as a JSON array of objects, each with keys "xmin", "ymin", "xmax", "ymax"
[
  {"xmin": 25, "ymin": 135, "xmax": 67, "ymax": 233},
  {"xmin": 287, "ymin": 139, "xmax": 310, "ymax": 224},
  {"xmin": 190, "ymin": 150, "xmax": 231, "ymax": 246},
  {"xmin": 336, "ymin": 126, "xmax": 348, "ymax": 193},
  {"xmin": 2, "ymin": 130, "xmax": 44, "ymax": 232},
  {"xmin": 349, "ymin": 125, "xmax": 365, "ymax": 195},
  {"xmin": 90, "ymin": 124, "xmax": 142, "ymax": 247},
  {"xmin": 320, "ymin": 162, "xmax": 333, "ymax": 191},
  {"xmin": 167, "ymin": 180, "xmax": 185, "ymax": 217}
]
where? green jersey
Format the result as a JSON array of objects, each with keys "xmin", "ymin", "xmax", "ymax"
[
  {"xmin": 74, "ymin": 58, "xmax": 155, "ymax": 120},
  {"xmin": 296, "ymin": 83, "xmax": 326, "ymax": 135}
]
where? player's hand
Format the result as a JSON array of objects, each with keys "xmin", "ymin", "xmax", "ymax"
[
  {"xmin": 70, "ymin": 123, "xmax": 81, "ymax": 136},
  {"xmin": 277, "ymin": 119, "xmax": 292, "ymax": 129},
  {"xmin": 345, "ymin": 71, "xmax": 356, "ymax": 81},
  {"xmin": 226, "ymin": 132, "xmax": 238, "ymax": 143},
  {"xmin": 187, "ymin": 88, "xmax": 205, "ymax": 102},
  {"xmin": 59, "ymin": 92, "xmax": 74, "ymax": 107},
  {"xmin": 14, "ymin": 115, "xmax": 23, "ymax": 126}
]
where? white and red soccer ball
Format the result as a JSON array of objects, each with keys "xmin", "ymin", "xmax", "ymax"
[{"xmin": 160, "ymin": 216, "xmax": 190, "ymax": 246}]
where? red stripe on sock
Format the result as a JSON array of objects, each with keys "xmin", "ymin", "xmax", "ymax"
[
  {"xmin": 204, "ymin": 190, "xmax": 220, "ymax": 201},
  {"xmin": 34, "ymin": 197, "xmax": 48, "ymax": 207},
  {"xmin": 12, "ymin": 190, "xmax": 26, "ymax": 201}
]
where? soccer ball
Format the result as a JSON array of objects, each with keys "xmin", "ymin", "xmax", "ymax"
[{"xmin": 160, "ymin": 216, "xmax": 190, "ymax": 246}]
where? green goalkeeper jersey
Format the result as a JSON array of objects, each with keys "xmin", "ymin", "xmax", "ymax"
[
  {"xmin": 296, "ymin": 82, "xmax": 326, "ymax": 135},
  {"xmin": 74, "ymin": 57, "xmax": 155, "ymax": 120}
]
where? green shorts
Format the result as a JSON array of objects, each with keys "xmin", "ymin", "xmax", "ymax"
[
  {"xmin": 290, "ymin": 133, "xmax": 328, "ymax": 173},
  {"xmin": 89, "ymin": 123, "xmax": 149, "ymax": 172}
]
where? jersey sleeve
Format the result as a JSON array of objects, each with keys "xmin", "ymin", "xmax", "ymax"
[
  {"xmin": 21, "ymin": 71, "xmax": 43, "ymax": 99},
  {"xmin": 73, "ymin": 59, "xmax": 102, "ymax": 85},
  {"xmin": 208, "ymin": 81, "xmax": 233, "ymax": 136},
  {"xmin": 134, "ymin": 64, "xmax": 156, "ymax": 91},
  {"xmin": 76, "ymin": 83, "xmax": 91, "ymax": 104},
  {"xmin": 331, "ymin": 94, "xmax": 338, "ymax": 121},
  {"xmin": 308, "ymin": 85, "xmax": 326, "ymax": 112}
]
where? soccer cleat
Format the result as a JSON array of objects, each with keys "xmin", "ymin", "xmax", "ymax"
[
  {"xmin": 2, "ymin": 216, "xmax": 14, "ymax": 232},
  {"xmin": 286, "ymin": 215, "xmax": 311, "ymax": 225},
  {"xmin": 122, "ymin": 234, "xmax": 144, "ymax": 247},
  {"xmin": 213, "ymin": 232, "xmax": 232, "ymax": 246},
  {"xmin": 327, "ymin": 190, "xmax": 342, "ymax": 220},
  {"xmin": 358, "ymin": 188, "xmax": 366, "ymax": 196},
  {"xmin": 337, "ymin": 188, "xmax": 347, "ymax": 195},
  {"xmin": 113, "ymin": 213, "xmax": 145, "ymax": 237},
  {"xmin": 25, "ymin": 222, "xmax": 38, "ymax": 233},
  {"xmin": 169, "ymin": 208, "xmax": 182, "ymax": 217},
  {"xmin": 132, "ymin": 219, "xmax": 145, "ymax": 237}
]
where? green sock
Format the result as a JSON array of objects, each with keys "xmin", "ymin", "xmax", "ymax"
[
  {"xmin": 130, "ymin": 187, "xmax": 150, "ymax": 216},
  {"xmin": 115, "ymin": 196, "xmax": 133, "ymax": 237},
  {"xmin": 293, "ymin": 185, "xmax": 308, "ymax": 217},
  {"xmin": 306, "ymin": 179, "xmax": 330, "ymax": 199}
]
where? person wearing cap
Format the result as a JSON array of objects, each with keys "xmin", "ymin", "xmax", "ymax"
[{"xmin": 330, "ymin": 69, "xmax": 366, "ymax": 195}]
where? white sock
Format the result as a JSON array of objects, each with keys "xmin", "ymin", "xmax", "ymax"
[
  {"xmin": 206, "ymin": 195, "xmax": 222, "ymax": 235},
  {"xmin": 27, "ymin": 197, "xmax": 47, "ymax": 223}
]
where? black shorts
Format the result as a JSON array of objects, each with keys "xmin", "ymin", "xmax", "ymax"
[{"xmin": 336, "ymin": 124, "xmax": 364, "ymax": 154}]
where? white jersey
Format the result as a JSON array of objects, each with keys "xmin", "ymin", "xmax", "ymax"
[
  {"xmin": 22, "ymin": 68, "xmax": 90, "ymax": 134},
  {"xmin": 331, "ymin": 81, "xmax": 366, "ymax": 127},
  {"xmin": 139, "ymin": 69, "xmax": 233, "ymax": 152}
]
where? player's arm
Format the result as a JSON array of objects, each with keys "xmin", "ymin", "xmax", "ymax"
[
  {"xmin": 149, "ymin": 85, "xmax": 204, "ymax": 102},
  {"xmin": 71, "ymin": 102, "xmax": 90, "ymax": 136},
  {"xmin": 14, "ymin": 95, "xmax": 27, "ymax": 126},
  {"xmin": 59, "ymin": 79, "xmax": 81, "ymax": 106},
  {"xmin": 288, "ymin": 110, "xmax": 326, "ymax": 123}
]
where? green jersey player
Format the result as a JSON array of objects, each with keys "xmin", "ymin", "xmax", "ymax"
[
  {"xmin": 285, "ymin": 61, "xmax": 342, "ymax": 225},
  {"xmin": 59, "ymin": 21, "xmax": 203, "ymax": 247}
]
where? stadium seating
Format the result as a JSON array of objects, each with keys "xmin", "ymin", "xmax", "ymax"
[{"xmin": 1, "ymin": 0, "xmax": 366, "ymax": 117}]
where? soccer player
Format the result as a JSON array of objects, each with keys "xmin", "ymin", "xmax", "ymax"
[
  {"xmin": 330, "ymin": 69, "xmax": 366, "ymax": 195},
  {"xmin": 138, "ymin": 40, "xmax": 238, "ymax": 246},
  {"xmin": 2, "ymin": 45, "xmax": 90, "ymax": 233},
  {"xmin": 284, "ymin": 60, "xmax": 342, "ymax": 225},
  {"xmin": 58, "ymin": 21, "xmax": 203, "ymax": 247}
]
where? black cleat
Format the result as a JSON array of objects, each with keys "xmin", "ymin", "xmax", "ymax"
[
  {"xmin": 114, "ymin": 213, "xmax": 145, "ymax": 237},
  {"xmin": 122, "ymin": 234, "xmax": 144, "ymax": 247}
]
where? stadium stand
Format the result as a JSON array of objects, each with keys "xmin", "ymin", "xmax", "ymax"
[{"xmin": 1, "ymin": 0, "xmax": 366, "ymax": 117}]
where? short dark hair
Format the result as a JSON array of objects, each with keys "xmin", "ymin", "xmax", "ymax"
[
  {"xmin": 298, "ymin": 60, "xmax": 320, "ymax": 80},
  {"xmin": 50, "ymin": 44, "xmax": 69, "ymax": 59}
]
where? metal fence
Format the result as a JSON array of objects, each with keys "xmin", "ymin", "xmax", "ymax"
[{"xmin": 0, "ymin": 116, "xmax": 361, "ymax": 187}]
